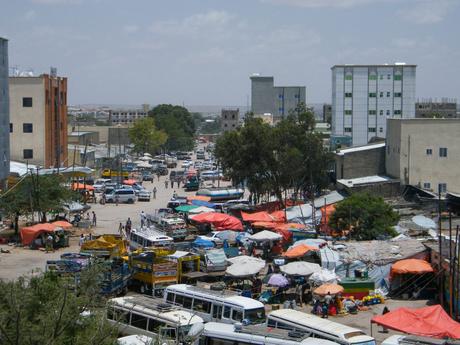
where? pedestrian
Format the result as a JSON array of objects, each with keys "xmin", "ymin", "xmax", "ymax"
[
  {"xmin": 164, "ymin": 180, "xmax": 168, "ymax": 189},
  {"xmin": 381, "ymin": 306, "xmax": 390, "ymax": 333},
  {"xmin": 173, "ymin": 190, "xmax": 178, "ymax": 199},
  {"xmin": 118, "ymin": 222, "xmax": 123, "ymax": 235},
  {"xmin": 152, "ymin": 186, "xmax": 157, "ymax": 199},
  {"xmin": 115, "ymin": 194, "xmax": 119, "ymax": 206},
  {"xmin": 170, "ymin": 179, "xmax": 174, "ymax": 188},
  {"xmin": 325, "ymin": 292, "xmax": 333, "ymax": 306},
  {"xmin": 177, "ymin": 179, "xmax": 181, "ymax": 188},
  {"xmin": 79, "ymin": 234, "xmax": 85, "ymax": 246},
  {"xmin": 157, "ymin": 172, "xmax": 160, "ymax": 181},
  {"xmin": 85, "ymin": 212, "xmax": 90, "ymax": 221},
  {"xmin": 92, "ymin": 211, "xmax": 97, "ymax": 227},
  {"xmin": 45, "ymin": 234, "xmax": 54, "ymax": 253},
  {"xmin": 296, "ymin": 284, "xmax": 303, "ymax": 307},
  {"xmin": 126, "ymin": 217, "xmax": 132, "ymax": 233},
  {"xmin": 140, "ymin": 211, "xmax": 146, "ymax": 228},
  {"xmin": 321, "ymin": 302, "xmax": 329, "ymax": 318}
]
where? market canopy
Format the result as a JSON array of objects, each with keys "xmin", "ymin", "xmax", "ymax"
[
  {"xmin": 284, "ymin": 244, "xmax": 318, "ymax": 258},
  {"xmin": 190, "ymin": 212, "xmax": 243, "ymax": 231},
  {"xmin": 187, "ymin": 195, "xmax": 212, "ymax": 202},
  {"xmin": 188, "ymin": 206, "xmax": 215, "ymax": 214},
  {"xmin": 371, "ymin": 305, "xmax": 460, "ymax": 339},
  {"xmin": 314, "ymin": 283, "xmax": 344, "ymax": 296},
  {"xmin": 192, "ymin": 237, "xmax": 214, "ymax": 248},
  {"xmin": 20, "ymin": 223, "xmax": 57, "ymax": 246},
  {"xmin": 226, "ymin": 256, "xmax": 265, "ymax": 277},
  {"xmin": 390, "ymin": 259, "xmax": 434, "ymax": 278},
  {"xmin": 72, "ymin": 183, "xmax": 95, "ymax": 191},
  {"xmin": 252, "ymin": 221, "xmax": 277, "ymax": 229},
  {"xmin": 270, "ymin": 210, "xmax": 286, "ymax": 222},
  {"xmin": 241, "ymin": 211, "xmax": 275, "ymax": 223},
  {"xmin": 51, "ymin": 220, "xmax": 73, "ymax": 229},
  {"xmin": 280, "ymin": 261, "xmax": 321, "ymax": 276},
  {"xmin": 249, "ymin": 230, "xmax": 282, "ymax": 242},
  {"xmin": 175, "ymin": 204, "xmax": 199, "ymax": 213},
  {"xmin": 123, "ymin": 179, "xmax": 137, "ymax": 185},
  {"xmin": 191, "ymin": 200, "xmax": 216, "ymax": 208}
]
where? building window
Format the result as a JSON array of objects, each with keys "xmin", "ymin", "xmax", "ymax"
[
  {"xmin": 369, "ymin": 74, "xmax": 377, "ymax": 81},
  {"xmin": 387, "ymin": 92, "xmax": 391, "ymax": 97},
  {"xmin": 23, "ymin": 149, "xmax": 33, "ymax": 159},
  {"xmin": 380, "ymin": 110, "xmax": 384, "ymax": 116},
  {"xmin": 23, "ymin": 123, "xmax": 33, "ymax": 133},
  {"xmin": 394, "ymin": 75, "xmax": 402, "ymax": 81},
  {"xmin": 426, "ymin": 148, "xmax": 432, "ymax": 155},
  {"xmin": 9, "ymin": 123, "xmax": 12, "ymax": 133},
  {"xmin": 438, "ymin": 183, "xmax": 447, "ymax": 193},
  {"xmin": 379, "ymin": 127, "xmax": 383, "ymax": 133},
  {"xmin": 394, "ymin": 110, "xmax": 401, "ymax": 115},
  {"xmin": 380, "ymin": 92, "xmax": 384, "ymax": 98},
  {"xmin": 344, "ymin": 127, "xmax": 352, "ymax": 133},
  {"xmin": 345, "ymin": 110, "xmax": 352, "ymax": 115},
  {"xmin": 394, "ymin": 92, "xmax": 402, "ymax": 97},
  {"xmin": 423, "ymin": 182, "xmax": 431, "ymax": 189},
  {"xmin": 278, "ymin": 107, "xmax": 283, "ymax": 112},
  {"xmin": 279, "ymin": 94, "xmax": 283, "ymax": 99},
  {"xmin": 369, "ymin": 93, "xmax": 377, "ymax": 98},
  {"xmin": 368, "ymin": 127, "xmax": 376, "ymax": 133},
  {"xmin": 224, "ymin": 124, "xmax": 227, "ymax": 127},
  {"xmin": 345, "ymin": 74, "xmax": 353, "ymax": 81},
  {"xmin": 22, "ymin": 97, "xmax": 33, "ymax": 107},
  {"xmin": 387, "ymin": 74, "xmax": 391, "ymax": 80},
  {"xmin": 380, "ymin": 75, "xmax": 384, "ymax": 80},
  {"xmin": 345, "ymin": 92, "xmax": 352, "ymax": 98},
  {"xmin": 439, "ymin": 147, "xmax": 448, "ymax": 157},
  {"xmin": 294, "ymin": 94, "xmax": 300, "ymax": 99},
  {"xmin": 386, "ymin": 110, "xmax": 390, "ymax": 116},
  {"xmin": 369, "ymin": 110, "xmax": 376, "ymax": 115}
]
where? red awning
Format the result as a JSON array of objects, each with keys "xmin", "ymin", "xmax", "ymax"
[
  {"xmin": 190, "ymin": 212, "xmax": 243, "ymax": 231},
  {"xmin": 371, "ymin": 305, "xmax": 460, "ymax": 339},
  {"xmin": 241, "ymin": 211, "xmax": 275, "ymax": 223},
  {"xmin": 72, "ymin": 183, "xmax": 95, "ymax": 191},
  {"xmin": 20, "ymin": 223, "xmax": 57, "ymax": 246},
  {"xmin": 123, "ymin": 179, "xmax": 137, "ymax": 185},
  {"xmin": 270, "ymin": 210, "xmax": 287, "ymax": 222},
  {"xmin": 390, "ymin": 259, "xmax": 434, "ymax": 279},
  {"xmin": 283, "ymin": 244, "xmax": 318, "ymax": 258},
  {"xmin": 52, "ymin": 220, "xmax": 73, "ymax": 228}
]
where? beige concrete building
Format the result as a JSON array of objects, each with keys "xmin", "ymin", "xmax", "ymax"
[
  {"xmin": 221, "ymin": 109, "xmax": 239, "ymax": 132},
  {"xmin": 386, "ymin": 118, "xmax": 460, "ymax": 194},
  {"xmin": 9, "ymin": 74, "xmax": 67, "ymax": 167}
]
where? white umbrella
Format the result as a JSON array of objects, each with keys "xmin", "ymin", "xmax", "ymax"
[
  {"xmin": 309, "ymin": 269, "xmax": 338, "ymax": 285},
  {"xmin": 188, "ymin": 206, "xmax": 215, "ymax": 214},
  {"xmin": 226, "ymin": 256, "xmax": 265, "ymax": 277},
  {"xmin": 249, "ymin": 230, "xmax": 282, "ymax": 242},
  {"xmin": 279, "ymin": 261, "xmax": 321, "ymax": 276}
]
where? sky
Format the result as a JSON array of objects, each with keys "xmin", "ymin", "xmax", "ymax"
[{"xmin": 1, "ymin": 0, "xmax": 459, "ymax": 106}]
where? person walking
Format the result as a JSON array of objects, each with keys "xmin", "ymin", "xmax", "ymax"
[
  {"xmin": 156, "ymin": 172, "xmax": 160, "ymax": 181},
  {"xmin": 381, "ymin": 306, "xmax": 390, "ymax": 333},
  {"xmin": 45, "ymin": 234, "xmax": 54, "ymax": 253},
  {"xmin": 91, "ymin": 211, "xmax": 97, "ymax": 227},
  {"xmin": 170, "ymin": 179, "xmax": 174, "ymax": 188},
  {"xmin": 79, "ymin": 234, "xmax": 85, "ymax": 246},
  {"xmin": 164, "ymin": 179, "xmax": 168, "ymax": 189},
  {"xmin": 173, "ymin": 190, "xmax": 178, "ymax": 199},
  {"xmin": 152, "ymin": 186, "xmax": 157, "ymax": 199},
  {"xmin": 125, "ymin": 218, "xmax": 132, "ymax": 234},
  {"xmin": 140, "ymin": 211, "xmax": 146, "ymax": 228},
  {"xmin": 115, "ymin": 194, "xmax": 119, "ymax": 206}
]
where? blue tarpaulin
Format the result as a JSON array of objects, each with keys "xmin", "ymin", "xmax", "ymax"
[
  {"xmin": 191, "ymin": 200, "xmax": 216, "ymax": 208},
  {"xmin": 192, "ymin": 238, "xmax": 215, "ymax": 248}
]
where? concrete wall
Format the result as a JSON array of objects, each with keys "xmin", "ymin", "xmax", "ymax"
[
  {"xmin": 386, "ymin": 118, "xmax": 460, "ymax": 193},
  {"xmin": 9, "ymin": 77, "xmax": 46, "ymax": 166},
  {"xmin": 0, "ymin": 38, "xmax": 9, "ymax": 185},
  {"xmin": 335, "ymin": 145, "xmax": 386, "ymax": 180},
  {"xmin": 68, "ymin": 125, "xmax": 130, "ymax": 143},
  {"xmin": 68, "ymin": 132, "xmax": 99, "ymax": 145}
]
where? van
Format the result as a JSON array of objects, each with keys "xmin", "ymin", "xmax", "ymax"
[{"xmin": 105, "ymin": 189, "xmax": 137, "ymax": 204}]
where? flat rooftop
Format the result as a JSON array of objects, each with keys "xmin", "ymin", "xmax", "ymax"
[
  {"xmin": 336, "ymin": 142, "xmax": 385, "ymax": 156},
  {"xmin": 337, "ymin": 175, "xmax": 395, "ymax": 188},
  {"xmin": 332, "ymin": 63, "xmax": 417, "ymax": 69}
]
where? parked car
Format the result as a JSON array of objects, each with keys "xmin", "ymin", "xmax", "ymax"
[
  {"xmin": 93, "ymin": 178, "xmax": 112, "ymax": 192},
  {"xmin": 142, "ymin": 172, "xmax": 154, "ymax": 182},
  {"xmin": 137, "ymin": 189, "xmax": 151, "ymax": 202},
  {"xmin": 105, "ymin": 189, "xmax": 137, "ymax": 204},
  {"xmin": 153, "ymin": 166, "xmax": 168, "ymax": 176}
]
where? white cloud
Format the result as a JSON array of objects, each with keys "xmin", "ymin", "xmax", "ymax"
[
  {"xmin": 123, "ymin": 25, "xmax": 139, "ymax": 34},
  {"xmin": 398, "ymin": 0, "xmax": 456, "ymax": 24},
  {"xmin": 259, "ymin": 0, "xmax": 379, "ymax": 8}
]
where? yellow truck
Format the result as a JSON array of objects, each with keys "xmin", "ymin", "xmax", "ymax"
[{"xmin": 101, "ymin": 169, "xmax": 129, "ymax": 179}]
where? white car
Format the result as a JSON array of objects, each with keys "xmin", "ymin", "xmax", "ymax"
[
  {"xmin": 181, "ymin": 161, "xmax": 192, "ymax": 168},
  {"xmin": 199, "ymin": 230, "xmax": 238, "ymax": 245},
  {"xmin": 137, "ymin": 189, "xmax": 151, "ymax": 202}
]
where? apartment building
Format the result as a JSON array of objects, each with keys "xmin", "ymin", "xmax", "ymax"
[
  {"xmin": 109, "ymin": 104, "xmax": 149, "ymax": 125},
  {"xmin": 9, "ymin": 74, "xmax": 68, "ymax": 167},
  {"xmin": 250, "ymin": 75, "xmax": 306, "ymax": 121},
  {"xmin": 0, "ymin": 38, "xmax": 9, "ymax": 188},
  {"xmin": 415, "ymin": 98, "xmax": 458, "ymax": 118},
  {"xmin": 386, "ymin": 118, "xmax": 460, "ymax": 194},
  {"xmin": 331, "ymin": 64, "xmax": 416, "ymax": 147}
]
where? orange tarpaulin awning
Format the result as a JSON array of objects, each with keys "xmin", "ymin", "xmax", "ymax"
[
  {"xmin": 270, "ymin": 210, "xmax": 286, "ymax": 222},
  {"xmin": 252, "ymin": 221, "xmax": 277, "ymax": 229},
  {"xmin": 284, "ymin": 244, "xmax": 318, "ymax": 258},
  {"xmin": 52, "ymin": 220, "xmax": 73, "ymax": 228},
  {"xmin": 190, "ymin": 212, "xmax": 243, "ymax": 231},
  {"xmin": 20, "ymin": 223, "xmax": 57, "ymax": 246},
  {"xmin": 72, "ymin": 183, "xmax": 94, "ymax": 191},
  {"xmin": 371, "ymin": 305, "xmax": 460, "ymax": 339},
  {"xmin": 241, "ymin": 211, "xmax": 275, "ymax": 223},
  {"xmin": 390, "ymin": 259, "xmax": 434, "ymax": 278},
  {"xmin": 275, "ymin": 223, "xmax": 306, "ymax": 231},
  {"xmin": 314, "ymin": 283, "xmax": 344, "ymax": 296},
  {"xmin": 187, "ymin": 195, "xmax": 212, "ymax": 202},
  {"xmin": 123, "ymin": 179, "xmax": 137, "ymax": 185}
]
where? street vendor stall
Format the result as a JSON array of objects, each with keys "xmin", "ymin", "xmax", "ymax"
[
  {"xmin": 280, "ymin": 261, "xmax": 321, "ymax": 276},
  {"xmin": 226, "ymin": 255, "xmax": 265, "ymax": 277}
]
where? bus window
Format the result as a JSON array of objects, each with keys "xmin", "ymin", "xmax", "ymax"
[
  {"xmin": 223, "ymin": 306, "xmax": 231, "ymax": 319},
  {"xmin": 277, "ymin": 321, "xmax": 294, "ymax": 331},
  {"xmin": 130, "ymin": 312, "xmax": 148, "ymax": 330},
  {"xmin": 160, "ymin": 327, "xmax": 176, "ymax": 340},
  {"xmin": 146, "ymin": 240, "xmax": 153, "ymax": 247},
  {"xmin": 183, "ymin": 296, "xmax": 193, "ymax": 309},
  {"xmin": 166, "ymin": 292, "xmax": 175, "ymax": 303},
  {"xmin": 193, "ymin": 298, "xmax": 211, "ymax": 313},
  {"xmin": 113, "ymin": 308, "xmax": 129, "ymax": 323},
  {"xmin": 232, "ymin": 309, "xmax": 243, "ymax": 322},
  {"xmin": 267, "ymin": 318, "xmax": 276, "ymax": 328},
  {"xmin": 212, "ymin": 304, "xmax": 222, "ymax": 319},
  {"xmin": 175, "ymin": 294, "xmax": 184, "ymax": 306},
  {"xmin": 148, "ymin": 318, "xmax": 160, "ymax": 333},
  {"xmin": 107, "ymin": 307, "xmax": 114, "ymax": 320}
]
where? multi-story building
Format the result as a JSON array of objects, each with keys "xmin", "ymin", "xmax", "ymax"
[
  {"xmin": 0, "ymin": 38, "xmax": 9, "ymax": 188},
  {"xmin": 415, "ymin": 98, "xmax": 458, "ymax": 118},
  {"xmin": 331, "ymin": 63, "xmax": 416, "ymax": 147},
  {"xmin": 250, "ymin": 75, "xmax": 306, "ymax": 121},
  {"xmin": 9, "ymin": 73, "xmax": 68, "ymax": 168},
  {"xmin": 109, "ymin": 104, "xmax": 149, "ymax": 125},
  {"xmin": 221, "ymin": 109, "xmax": 239, "ymax": 132},
  {"xmin": 386, "ymin": 118, "xmax": 460, "ymax": 194}
]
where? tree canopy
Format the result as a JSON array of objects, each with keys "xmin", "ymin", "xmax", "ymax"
[
  {"xmin": 215, "ymin": 111, "xmax": 332, "ymax": 206},
  {"xmin": 128, "ymin": 117, "xmax": 167, "ymax": 155},
  {"xmin": 0, "ymin": 266, "xmax": 117, "ymax": 345},
  {"xmin": 149, "ymin": 104, "xmax": 196, "ymax": 151},
  {"xmin": 328, "ymin": 192, "xmax": 399, "ymax": 240}
]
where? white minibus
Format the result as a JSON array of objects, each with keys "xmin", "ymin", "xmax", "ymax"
[
  {"xmin": 164, "ymin": 284, "xmax": 266, "ymax": 325},
  {"xmin": 267, "ymin": 309, "xmax": 376, "ymax": 345},
  {"xmin": 199, "ymin": 322, "xmax": 337, "ymax": 345},
  {"xmin": 107, "ymin": 295, "xmax": 203, "ymax": 344},
  {"xmin": 129, "ymin": 228, "xmax": 174, "ymax": 250}
]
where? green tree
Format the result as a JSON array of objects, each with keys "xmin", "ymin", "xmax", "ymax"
[
  {"xmin": 0, "ymin": 174, "xmax": 76, "ymax": 235},
  {"xmin": 128, "ymin": 117, "xmax": 168, "ymax": 155},
  {"xmin": 328, "ymin": 192, "xmax": 399, "ymax": 240},
  {"xmin": 200, "ymin": 117, "xmax": 222, "ymax": 134},
  {"xmin": 149, "ymin": 104, "xmax": 196, "ymax": 151},
  {"xmin": 0, "ymin": 265, "xmax": 117, "ymax": 345}
]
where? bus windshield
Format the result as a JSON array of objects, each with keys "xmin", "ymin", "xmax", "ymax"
[{"xmin": 244, "ymin": 307, "xmax": 266, "ymax": 324}]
